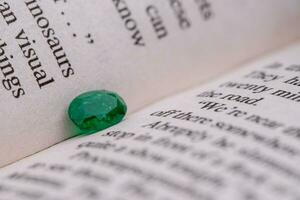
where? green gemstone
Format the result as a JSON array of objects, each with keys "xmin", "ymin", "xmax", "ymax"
[{"xmin": 68, "ymin": 90, "xmax": 127, "ymax": 135}]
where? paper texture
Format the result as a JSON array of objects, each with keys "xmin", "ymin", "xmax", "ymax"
[
  {"xmin": 0, "ymin": 0, "xmax": 300, "ymax": 167},
  {"xmin": 1, "ymin": 40, "xmax": 300, "ymax": 200}
]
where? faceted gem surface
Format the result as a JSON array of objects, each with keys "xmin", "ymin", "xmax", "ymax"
[{"xmin": 68, "ymin": 90, "xmax": 127, "ymax": 135}]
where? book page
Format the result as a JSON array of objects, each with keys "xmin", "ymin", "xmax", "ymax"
[
  {"xmin": 1, "ymin": 40, "xmax": 300, "ymax": 200},
  {"xmin": 1, "ymin": 0, "xmax": 300, "ymax": 167}
]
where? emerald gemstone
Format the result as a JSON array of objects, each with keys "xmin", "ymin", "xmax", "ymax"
[{"xmin": 68, "ymin": 90, "xmax": 127, "ymax": 135}]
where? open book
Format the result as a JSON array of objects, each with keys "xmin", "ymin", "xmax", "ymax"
[{"xmin": 0, "ymin": 0, "xmax": 300, "ymax": 199}]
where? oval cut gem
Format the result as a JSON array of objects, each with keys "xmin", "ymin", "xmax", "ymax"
[{"xmin": 68, "ymin": 90, "xmax": 127, "ymax": 135}]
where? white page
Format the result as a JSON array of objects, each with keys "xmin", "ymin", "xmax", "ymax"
[
  {"xmin": 1, "ymin": 0, "xmax": 300, "ymax": 167},
  {"xmin": 1, "ymin": 40, "xmax": 300, "ymax": 200}
]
